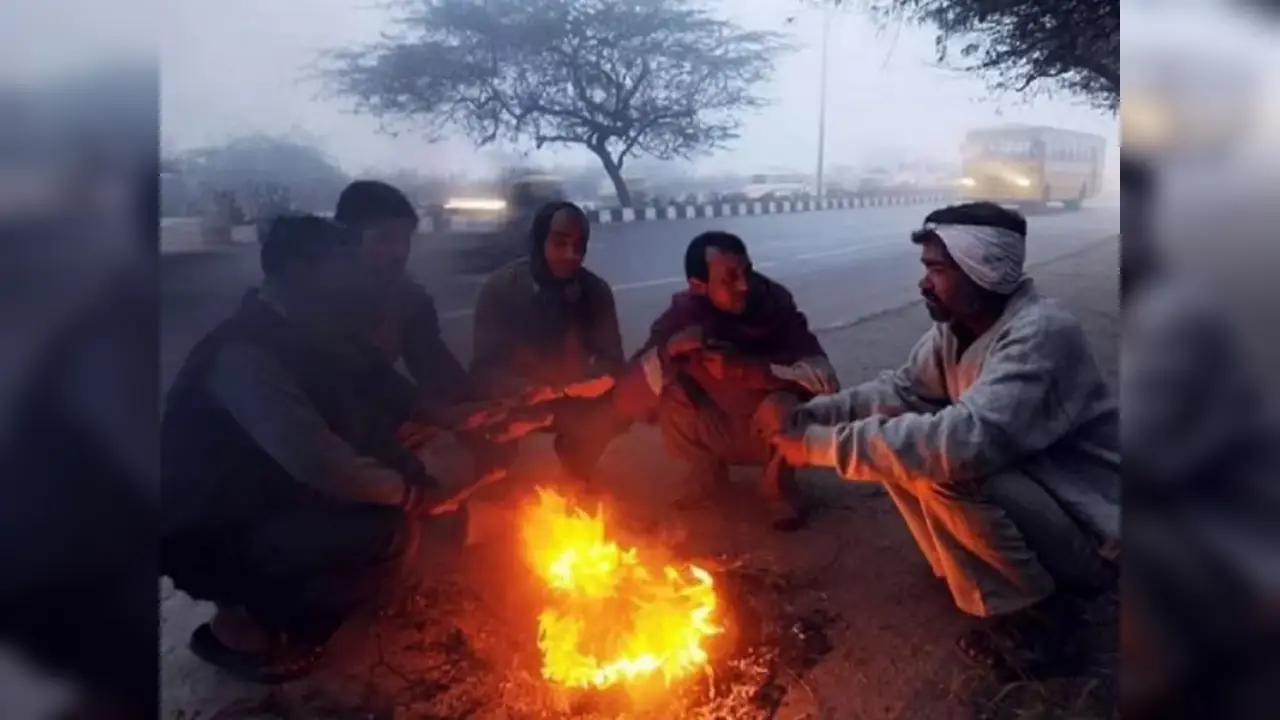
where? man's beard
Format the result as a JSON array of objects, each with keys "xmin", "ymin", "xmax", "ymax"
[{"xmin": 923, "ymin": 294, "xmax": 952, "ymax": 322}]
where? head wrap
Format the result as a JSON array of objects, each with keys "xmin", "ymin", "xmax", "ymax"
[
  {"xmin": 526, "ymin": 201, "xmax": 593, "ymax": 352},
  {"xmin": 927, "ymin": 222, "xmax": 1027, "ymax": 295}
]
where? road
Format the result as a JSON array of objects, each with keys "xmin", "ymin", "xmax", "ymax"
[{"xmin": 161, "ymin": 204, "xmax": 1119, "ymax": 387}]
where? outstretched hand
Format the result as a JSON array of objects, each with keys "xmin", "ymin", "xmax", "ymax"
[
  {"xmin": 562, "ymin": 375, "xmax": 617, "ymax": 399},
  {"xmin": 488, "ymin": 412, "xmax": 555, "ymax": 442},
  {"xmin": 448, "ymin": 402, "xmax": 512, "ymax": 432},
  {"xmin": 770, "ymin": 430, "xmax": 810, "ymax": 466},
  {"xmin": 665, "ymin": 325, "xmax": 705, "ymax": 357}
]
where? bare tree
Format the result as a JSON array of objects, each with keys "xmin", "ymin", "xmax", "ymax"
[
  {"xmin": 833, "ymin": 0, "xmax": 1118, "ymax": 112},
  {"xmin": 321, "ymin": 0, "xmax": 789, "ymax": 206}
]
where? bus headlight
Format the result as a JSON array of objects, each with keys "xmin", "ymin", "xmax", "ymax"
[
  {"xmin": 959, "ymin": 177, "xmax": 976, "ymax": 187},
  {"xmin": 445, "ymin": 197, "xmax": 507, "ymax": 212},
  {"xmin": 1011, "ymin": 176, "xmax": 1032, "ymax": 188}
]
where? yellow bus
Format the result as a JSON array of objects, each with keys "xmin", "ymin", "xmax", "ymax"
[{"xmin": 959, "ymin": 126, "xmax": 1107, "ymax": 210}]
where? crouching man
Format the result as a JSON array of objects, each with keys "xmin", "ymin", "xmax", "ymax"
[
  {"xmin": 470, "ymin": 201, "xmax": 627, "ymax": 488},
  {"xmin": 612, "ymin": 231, "xmax": 838, "ymax": 532},
  {"xmin": 772, "ymin": 203, "xmax": 1120, "ymax": 676},
  {"xmin": 161, "ymin": 216, "xmax": 496, "ymax": 684}
]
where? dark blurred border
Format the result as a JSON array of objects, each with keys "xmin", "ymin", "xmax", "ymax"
[{"xmin": 0, "ymin": 62, "xmax": 160, "ymax": 718}]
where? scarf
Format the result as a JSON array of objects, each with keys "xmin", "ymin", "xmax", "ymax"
[
  {"xmin": 926, "ymin": 222, "xmax": 1027, "ymax": 295},
  {"xmin": 526, "ymin": 201, "xmax": 593, "ymax": 353},
  {"xmin": 696, "ymin": 273, "xmax": 797, "ymax": 356}
]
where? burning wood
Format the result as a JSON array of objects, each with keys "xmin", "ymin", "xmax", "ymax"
[{"xmin": 519, "ymin": 487, "xmax": 723, "ymax": 691}]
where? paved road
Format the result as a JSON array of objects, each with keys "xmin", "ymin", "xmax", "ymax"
[{"xmin": 161, "ymin": 204, "xmax": 1119, "ymax": 387}]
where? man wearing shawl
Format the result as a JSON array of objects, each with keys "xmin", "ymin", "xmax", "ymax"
[
  {"xmin": 611, "ymin": 231, "xmax": 838, "ymax": 532},
  {"xmin": 772, "ymin": 202, "xmax": 1120, "ymax": 675},
  {"xmin": 470, "ymin": 201, "xmax": 627, "ymax": 485}
]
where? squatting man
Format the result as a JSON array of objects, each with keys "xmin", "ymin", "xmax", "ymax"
[{"xmin": 771, "ymin": 202, "xmax": 1120, "ymax": 677}]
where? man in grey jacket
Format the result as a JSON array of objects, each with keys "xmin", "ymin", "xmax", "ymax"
[
  {"xmin": 773, "ymin": 203, "xmax": 1119, "ymax": 678},
  {"xmin": 161, "ymin": 215, "xmax": 497, "ymax": 684}
]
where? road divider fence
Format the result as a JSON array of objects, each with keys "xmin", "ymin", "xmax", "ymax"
[{"xmin": 161, "ymin": 187, "xmax": 958, "ymax": 255}]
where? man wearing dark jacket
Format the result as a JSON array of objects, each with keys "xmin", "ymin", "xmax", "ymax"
[
  {"xmin": 611, "ymin": 231, "xmax": 839, "ymax": 531},
  {"xmin": 334, "ymin": 180, "xmax": 498, "ymax": 450},
  {"xmin": 161, "ymin": 215, "xmax": 450, "ymax": 684}
]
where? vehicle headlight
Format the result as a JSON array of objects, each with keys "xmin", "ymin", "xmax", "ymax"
[
  {"xmin": 445, "ymin": 198, "xmax": 507, "ymax": 212},
  {"xmin": 959, "ymin": 177, "xmax": 976, "ymax": 187},
  {"xmin": 1011, "ymin": 176, "xmax": 1032, "ymax": 188}
]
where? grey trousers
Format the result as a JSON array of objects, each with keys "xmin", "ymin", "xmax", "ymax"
[
  {"xmin": 657, "ymin": 377, "xmax": 804, "ymax": 511},
  {"xmin": 884, "ymin": 470, "xmax": 1108, "ymax": 617}
]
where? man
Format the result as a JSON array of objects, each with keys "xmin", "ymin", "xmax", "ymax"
[
  {"xmin": 772, "ymin": 202, "xmax": 1120, "ymax": 675},
  {"xmin": 161, "ymin": 215, "xmax": 454, "ymax": 684},
  {"xmin": 612, "ymin": 231, "xmax": 838, "ymax": 532},
  {"xmin": 334, "ymin": 180, "xmax": 494, "ymax": 448},
  {"xmin": 470, "ymin": 201, "xmax": 625, "ymax": 487}
]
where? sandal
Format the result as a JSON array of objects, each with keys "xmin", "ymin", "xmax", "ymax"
[
  {"xmin": 960, "ymin": 600, "xmax": 1084, "ymax": 680},
  {"xmin": 189, "ymin": 623, "xmax": 323, "ymax": 684},
  {"xmin": 955, "ymin": 626, "xmax": 1014, "ymax": 678},
  {"xmin": 770, "ymin": 504, "xmax": 813, "ymax": 533}
]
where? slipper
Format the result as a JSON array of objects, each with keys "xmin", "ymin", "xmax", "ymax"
[
  {"xmin": 955, "ymin": 626, "xmax": 1015, "ymax": 679},
  {"xmin": 188, "ymin": 623, "xmax": 323, "ymax": 684},
  {"xmin": 770, "ymin": 505, "xmax": 813, "ymax": 533}
]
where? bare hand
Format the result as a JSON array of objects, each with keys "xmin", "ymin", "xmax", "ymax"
[
  {"xmin": 428, "ymin": 467, "xmax": 509, "ymax": 516},
  {"xmin": 521, "ymin": 385, "xmax": 563, "ymax": 405},
  {"xmin": 770, "ymin": 430, "xmax": 810, "ymax": 466},
  {"xmin": 397, "ymin": 422, "xmax": 440, "ymax": 451},
  {"xmin": 489, "ymin": 412, "xmax": 555, "ymax": 442},
  {"xmin": 450, "ymin": 402, "xmax": 510, "ymax": 431},
  {"xmin": 665, "ymin": 325, "xmax": 704, "ymax": 357},
  {"xmin": 562, "ymin": 375, "xmax": 616, "ymax": 398},
  {"xmin": 703, "ymin": 351, "xmax": 726, "ymax": 379},
  {"xmin": 770, "ymin": 359, "xmax": 840, "ymax": 395}
]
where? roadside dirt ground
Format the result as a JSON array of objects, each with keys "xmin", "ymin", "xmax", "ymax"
[{"xmin": 161, "ymin": 236, "xmax": 1119, "ymax": 719}]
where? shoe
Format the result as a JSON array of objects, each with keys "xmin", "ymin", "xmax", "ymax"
[
  {"xmin": 189, "ymin": 623, "xmax": 325, "ymax": 684},
  {"xmin": 770, "ymin": 503, "xmax": 813, "ymax": 533},
  {"xmin": 954, "ymin": 595, "xmax": 1084, "ymax": 680}
]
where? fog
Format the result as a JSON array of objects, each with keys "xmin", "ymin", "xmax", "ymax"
[{"xmin": 159, "ymin": 0, "xmax": 1117, "ymax": 177}]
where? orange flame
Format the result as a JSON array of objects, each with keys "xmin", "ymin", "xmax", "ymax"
[{"xmin": 520, "ymin": 487, "xmax": 721, "ymax": 689}]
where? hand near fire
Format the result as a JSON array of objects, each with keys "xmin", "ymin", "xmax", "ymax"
[
  {"xmin": 427, "ymin": 466, "xmax": 510, "ymax": 516},
  {"xmin": 769, "ymin": 357, "xmax": 840, "ymax": 396},
  {"xmin": 397, "ymin": 421, "xmax": 441, "ymax": 452},
  {"xmin": 562, "ymin": 375, "xmax": 616, "ymax": 399},
  {"xmin": 665, "ymin": 325, "xmax": 705, "ymax": 357},
  {"xmin": 770, "ymin": 429, "xmax": 810, "ymax": 467},
  {"xmin": 447, "ymin": 401, "xmax": 512, "ymax": 432},
  {"xmin": 487, "ymin": 411, "xmax": 555, "ymax": 442},
  {"xmin": 518, "ymin": 375, "xmax": 617, "ymax": 404}
]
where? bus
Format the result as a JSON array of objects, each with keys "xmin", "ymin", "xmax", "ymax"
[{"xmin": 959, "ymin": 126, "xmax": 1107, "ymax": 210}]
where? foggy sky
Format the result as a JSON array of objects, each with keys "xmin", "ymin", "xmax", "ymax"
[{"xmin": 158, "ymin": 1, "xmax": 1120, "ymax": 176}]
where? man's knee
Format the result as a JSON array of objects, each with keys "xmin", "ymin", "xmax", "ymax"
[
  {"xmin": 246, "ymin": 503, "xmax": 411, "ymax": 578},
  {"xmin": 656, "ymin": 383, "xmax": 709, "ymax": 449},
  {"xmin": 978, "ymin": 471, "xmax": 1109, "ymax": 593}
]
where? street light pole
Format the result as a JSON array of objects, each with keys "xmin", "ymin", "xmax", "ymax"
[{"xmin": 816, "ymin": 10, "xmax": 831, "ymax": 200}]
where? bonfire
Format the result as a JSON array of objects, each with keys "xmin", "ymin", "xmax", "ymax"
[{"xmin": 519, "ymin": 487, "xmax": 723, "ymax": 691}]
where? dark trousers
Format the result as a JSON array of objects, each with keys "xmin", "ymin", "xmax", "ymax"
[
  {"xmin": 163, "ymin": 498, "xmax": 412, "ymax": 646},
  {"xmin": 493, "ymin": 396, "xmax": 628, "ymax": 482},
  {"xmin": 657, "ymin": 375, "xmax": 804, "ymax": 510}
]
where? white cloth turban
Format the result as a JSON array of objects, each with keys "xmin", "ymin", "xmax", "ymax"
[{"xmin": 927, "ymin": 223, "xmax": 1027, "ymax": 295}]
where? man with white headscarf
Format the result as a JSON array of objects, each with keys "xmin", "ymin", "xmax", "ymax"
[{"xmin": 771, "ymin": 202, "xmax": 1120, "ymax": 678}]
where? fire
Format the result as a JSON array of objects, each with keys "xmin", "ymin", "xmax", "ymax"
[{"xmin": 520, "ymin": 487, "xmax": 722, "ymax": 690}]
